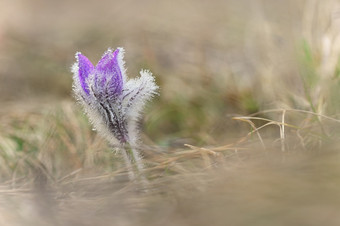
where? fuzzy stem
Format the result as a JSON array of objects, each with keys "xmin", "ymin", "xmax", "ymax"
[
  {"xmin": 130, "ymin": 146, "xmax": 144, "ymax": 173},
  {"xmin": 121, "ymin": 143, "xmax": 148, "ymax": 188},
  {"xmin": 130, "ymin": 146, "xmax": 148, "ymax": 186},
  {"xmin": 120, "ymin": 146, "xmax": 136, "ymax": 181}
]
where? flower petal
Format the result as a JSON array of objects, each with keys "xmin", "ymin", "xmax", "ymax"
[
  {"xmin": 76, "ymin": 52, "xmax": 94, "ymax": 95},
  {"xmin": 122, "ymin": 70, "xmax": 158, "ymax": 118},
  {"xmin": 95, "ymin": 48, "xmax": 125, "ymax": 96}
]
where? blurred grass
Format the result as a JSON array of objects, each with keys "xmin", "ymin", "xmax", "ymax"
[{"xmin": 2, "ymin": 0, "xmax": 340, "ymax": 225}]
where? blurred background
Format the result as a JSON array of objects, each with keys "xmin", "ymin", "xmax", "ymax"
[
  {"xmin": 2, "ymin": 0, "xmax": 340, "ymax": 225},
  {"xmin": 0, "ymin": 0, "xmax": 340, "ymax": 144},
  {"xmin": 3, "ymin": 0, "xmax": 339, "ymax": 145}
]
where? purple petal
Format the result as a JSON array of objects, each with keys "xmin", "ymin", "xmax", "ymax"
[
  {"xmin": 76, "ymin": 53, "xmax": 94, "ymax": 94},
  {"xmin": 95, "ymin": 48, "xmax": 123, "ymax": 96}
]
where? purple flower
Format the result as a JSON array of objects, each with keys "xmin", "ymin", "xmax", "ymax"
[{"xmin": 72, "ymin": 47, "xmax": 158, "ymax": 146}]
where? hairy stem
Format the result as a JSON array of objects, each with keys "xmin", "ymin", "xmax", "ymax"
[
  {"xmin": 130, "ymin": 146, "xmax": 148, "ymax": 186},
  {"xmin": 120, "ymin": 147, "xmax": 135, "ymax": 181},
  {"xmin": 124, "ymin": 144, "xmax": 148, "ymax": 188}
]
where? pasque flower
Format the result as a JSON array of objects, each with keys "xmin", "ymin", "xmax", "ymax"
[{"xmin": 72, "ymin": 47, "xmax": 158, "ymax": 180}]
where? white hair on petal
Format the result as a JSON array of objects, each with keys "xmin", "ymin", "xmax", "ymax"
[{"xmin": 116, "ymin": 47, "xmax": 128, "ymax": 82}]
